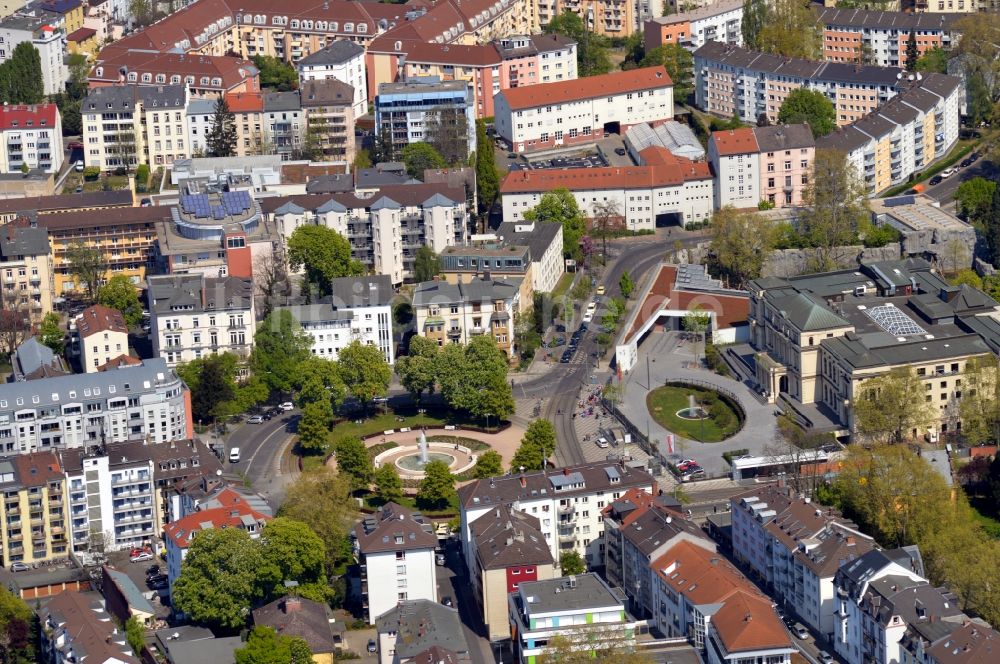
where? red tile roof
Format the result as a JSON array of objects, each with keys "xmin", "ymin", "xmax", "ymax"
[
  {"xmin": 225, "ymin": 92, "xmax": 264, "ymax": 113},
  {"xmin": 711, "ymin": 127, "xmax": 760, "ymax": 156},
  {"xmin": 97, "ymin": 354, "xmax": 142, "ymax": 371},
  {"xmin": 76, "ymin": 304, "xmax": 128, "ymax": 338},
  {"xmin": 499, "ymin": 66, "xmax": 672, "ymax": 110},
  {"xmin": 712, "ymin": 589, "xmax": 792, "ymax": 653},
  {"xmin": 13, "ymin": 451, "xmax": 63, "ymax": 488},
  {"xmin": 398, "ymin": 40, "xmax": 501, "ymax": 67},
  {"xmin": 0, "ymin": 104, "xmax": 58, "ymax": 132},
  {"xmin": 500, "ymin": 152, "xmax": 710, "ymax": 195},
  {"xmin": 163, "ymin": 496, "xmax": 271, "ymax": 549},
  {"xmin": 67, "ymin": 27, "xmax": 97, "ymax": 42},
  {"xmin": 600, "ymin": 487, "xmax": 656, "ymax": 526},
  {"xmin": 91, "ymin": 47, "xmax": 258, "ymax": 92}
]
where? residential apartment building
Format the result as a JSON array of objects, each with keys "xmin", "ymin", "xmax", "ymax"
[
  {"xmin": 89, "ymin": 48, "xmax": 260, "ymax": 98},
  {"xmin": 495, "ymin": 66, "xmax": 674, "ymax": 153},
  {"xmin": 495, "ymin": 221, "xmax": 564, "ymax": 293},
  {"xmin": 186, "ymin": 98, "xmax": 215, "ymax": 156},
  {"xmin": 916, "ymin": 0, "xmax": 976, "ymax": 12},
  {"xmin": 81, "ymin": 84, "xmax": 191, "ymax": 170},
  {"xmin": 817, "ymin": 8, "xmax": 963, "ymax": 68},
  {"xmin": 164, "ymin": 487, "xmax": 270, "ymax": 595},
  {"xmin": 375, "ymin": 600, "xmax": 471, "ymax": 664},
  {"xmin": 538, "ymin": 0, "xmax": 635, "ymax": 37},
  {"xmin": 354, "ymin": 502, "xmax": 438, "ymax": 624},
  {"xmin": 39, "ymin": 204, "xmax": 171, "ymax": 295},
  {"xmin": 643, "ymin": 0, "xmax": 743, "ymax": 53},
  {"xmin": 279, "ymin": 275, "xmax": 394, "ymax": 365},
  {"xmin": 817, "ymin": 74, "xmax": 962, "ymax": 195},
  {"xmin": 708, "ymin": 124, "xmax": 815, "ymax": 209},
  {"xmin": 297, "ymin": 40, "xmax": 367, "ymax": 117},
  {"xmin": 76, "ymin": 305, "xmax": 129, "ymax": 373},
  {"xmin": 38, "ymin": 592, "xmax": 139, "ymax": 664},
  {"xmin": 458, "ymin": 461, "xmax": 656, "ymax": 567},
  {"xmin": 730, "ymin": 484, "xmax": 875, "ymax": 641},
  {"xmin": 468, "ymin": 505, "xmax": 556, "ymax": 641},
  {"xmin": 262, "ymin": 183, "xmax": 468, "ymax": 285},
  {"xmin": 300, "ymin": 78, "xmax": 356, "ymax": 164},
  {"xmin": 375, "ymin": 78, "xmax": 476, "ymax": 158},
  {"xmin": 412, "ymin": 276, "xmax": 521, "ymax": 359},
  {"xmin": 148, "ymin": 273, "xmax": 255, "ymax": 367},
  {"xmin": 0, "ymin": 14, "xmax": 65, "ymax": 96},
  {"xmin": 0, "ymin": 357, "xmax": 192, "ymax": 455},
  {"xmin": 225, "ymin": 92, "xmax": 267, "ymax": 157},
  {"xmin": 508, "ymin": 574, "xmax": 639, "ymax": 664},
  {"xmin": 0, "ymin": 451, "xmax": 70, "ymax": 566},
  {"xmin": 0, "ymin": 104, "xmax": 63, "ymax": 174},
  {"xmin": 500, "ymin": 145, "xmax": 713, "ymax": 230},
  {"xmin": 0, "ymin": 221, "xmax": 54, "ymax": 326},
  {"xmin": 367, "ymin": 35, "xmax": 576, "ymax": 119},
  {"xmin": 694, "ymin": 41, "xmax": 903, "ymax": 126},
  {"xmin": 264, "ymin": 90, "xmax": 304, "ymax": 160},
  {"xmin": 747, "ymin": 258, "xmax": 1000, "ymax": 440}
]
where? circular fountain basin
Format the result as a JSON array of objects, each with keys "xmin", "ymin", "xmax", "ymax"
[
  {"xmin": 675, "ymin": 407, "xmax": 709, "ymax": 420},
  {"xmin": 396, "ymin": 452, "xmax": 457, "ymax": 471}
]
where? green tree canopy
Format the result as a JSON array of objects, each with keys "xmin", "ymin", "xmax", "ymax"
[
  {"xmin": 523, "ymin": 189, "xmax": 585, "ymax": 261},
  {"xmin": 436, "ymin": 336, "xmax": 514, "ymax": 420},
  {"xmin": 296, "ymin": 399, "xmax": 332, "ymax": 454},
  {"xmin": 259, "ymin": 518, "xmax": 329, "ymax": 602},
  {"xmin": 559, "ymin": 551, "xmax": 586, "ymax": 575},
  {"xmin": 337, "ymin": 340, "xmax": 391, "ymax": 405},
  {"xmin": 396, "ymin": 336, "xmax": 440, "ymax": 402},
  {"xmin": 374, "ymin": 464, "xmax": 404, "ymax": 504},
  {"xmin": 172, "ymin": 527, "xmax": 267, "ymax": 629},
  {"xmin": 293, "ymin": 355, "xmax": 346, "ymax": 410},
  {"xmin": 758, "ymin": 0, "xmax": 821, "ymax": 59},
  {"xmin": 251, "ymin": 310, "xmax": 314, "ymax": 395},
  {"xmin": 798, "ymin": 149, "xmax": 869, "ymax": 272},
  {"xmin": 278, "ymin": 467, "xmax": 356, "ymax": 576},
  {"xmin": 38, "ymin": 312, "xmax": 64, "ymax": 354},
  {"xmin": 401, "ymin": 142, "xmax": 447, "ymax": 179},
  {"xmin": 955, "ymin": 177, "xmax": 996, "ymax": 225},
  {"xmin": 206, "ymin": 95, "xmax": 237, "ymax": 158},
  {"xmin": 286, "ymin": 225, "xmax": 365, "ymax": 298},
  {"xmin": 475, "ymin": 118, "xmax": 500, "ymax": 217},
  {"xmin": 618, "ymin": 271, "xmax": 634, "ymax": 299},
  {"xmin": 0, "ymin": 43, "xmax": 43, "ymax": 104},
  {"xmin": 905, "ymin": 31, "xmax": 919, "ymax": 71},
  {"xmin": 544, "ymin": 11, "xmax": 612, "ymax": 76},
  {"xmin": 416, "ymin": 459, "xmax": 456, "ymax": 510},
  {"xmin": 914, "ymin": 47, "xmax": 948, "ymax": 74},
  {"xmin": 958, "ymin": 355, "xmax": 1000, "ymax": 446},
  {"xmin": 177, "ymin": 353, "xmax": 238, "ymax": 423},
  {"xmin": 510, "ymin": 420, "xmax": 556, "ymax": 471},
  {"xmin": 66, "ymin": 243, "xmax": 104, "ymax": 301},
  {"xmin": 251, "ymin": 56, "xmax": 298, "ymax": 91},
  {"xmin": 97, "ymin": 275, "xmax": 143, "ymax": 326},
  {"xmin": 741, "ymin": 0, "xmax": 768, "ymax": 50},
  {"xmin": 473, "ymin": 449, "xmax": 504, "ymax": 479},
  {"xmin": 236, "ymin": 626, "xmax": 312, "ymax": 664},
  {"xmin": 414, "ymin": 246, "xmax": 442, "ymax": 282},
  {"xmin": 640, "ymin": 45, "xmax": 693, "ymax": 101},
  {"xmin": 0, "ymin": 585, "xmax": 34, "ymax": 663},
  {"xmin": 852, "ymin": 368, "xmax": 934, "ymax": 445},
  {"xmin": 777, "ymin": 88, "xmax": 836, "ymax": 138},
  {"xmin": 708, "ymin": 206, "xmax": 777, "ymax": 288},
  {"xmin": 335, "ymin": 435, "xmax": 373, "ymax": 489}
]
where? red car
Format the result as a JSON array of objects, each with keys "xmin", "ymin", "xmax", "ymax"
[{"xmin": 677, "ymin": 460, "xmax": 698, "ymax": 471}]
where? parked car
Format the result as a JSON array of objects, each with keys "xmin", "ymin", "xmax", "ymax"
[
  {"xmin": 677, "ymin": 459, "xmax": 697, "ymax": 470},
  {"xmin": 442, "ymin": 596, "xmax": 453, "ymax": 607},
  {"xmin": 793, "ymin": 623, "xmax": 810, "ymax": 639},
  {"xmin": 146, "ymin": 574, "xmax": 168, "ymax": 586},
  {"xmin": 279, "ymin": 402, "xmax": 294, "ymax": 411},
  {"xmin": 367, "ymin": 640, "xmax": 377, "ymax": 653},
  {"xmin": 229, "ymin": 448, "xmax": 241, "ymax": 463},
  {"xmin": 145, "ymin": 565, "xmax": 160, "ymax": 577},
  {"xmin": 435, "ymin": 553, "xmax": 446, "ymax": 566},
  {"xmin": 929, "ymin": 175, "xmax": 943, "ymax": 185},
  {"xmin": 582, "ymin": 311, "xmax": 594, "ymax": 323},
  {"xmin": 246, "ymin": 415, "xmax": 264, "ymax": 424},
  {"xmin": 940, "ymin": 167, "xmax": 958, "ymax": 178},
  {"xmin": 74, "ymin": 160, "xmax": 84, "ymax": 172},
  {"xmin": 9, "ymin": 562, "xmax": 29, "ymax": 572},
  {"xmin": 130, "ymin": 552, "xmax": 153, "ymax": 563},
  {"xmin": 614, "ymin": 147, "xmax": 627, "ymax": 156},
  {"xmin": 560, "ymin": 350, "xmax": 573, "ymax": 363},
  {"xmin": 817, "ymin": 652, "xmax": 835, "ymax": 664},
  {"xmin": 596, "ymin": 437, "xmax": 610, "ymax": 448},
  {"xmin": 961, "ymin": 158, "xmax": 973, "ymax": 168},
  {"xmin": 148, "ymin": 579, "xmax": 168, "ymax": 590},
  {"xmin": 596, "ymin": 285, "xmax": 606, "ymax": 295}
]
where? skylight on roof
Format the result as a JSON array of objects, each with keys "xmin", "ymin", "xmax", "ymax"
[{"xmin": 865, "ymin": 303, "xmax": 926, "ymax": 337}]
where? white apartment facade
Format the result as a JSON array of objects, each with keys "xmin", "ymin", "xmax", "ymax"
[
  {"xmin": 0, "ymin": 104, "xmax": 63, "ymax": 173},
  {"xmin": 279, "ymin": 275, "xmax": 395, "ymax": 365},
  {"xmin": 148, "ymin": 274, "xmax": 256, "ymax": 367},
  {"xmin": 265, "ymin": 184, "xmax": 468, "ymax": 286},
  {"xmin": 0, "ymin": 15, "xmax": 65, "ymax": 96},
  {"xmin": 494, "ymin": 66, "xmax": 674, "ymax": 153},
  {"xmin": 355, "ymin": 503, "xmax": 438, "ymax": 624},
  {"xmin": 459, "ymin": 461, "xmax": 656, "ymax": 568},
  {"xmin": 707, "ymin": 128, "xmax": 761, "ymax": 208},
  {"xmin": 0, "ymin": 358, "xmax": 192, "ymax": 455},
  {"xmin": 185, "ymin": 98, "xmax": 215, "ymax": 156},
  {"xmin": 296, "ymin": 40, "xmax": 367, "ymax": 117},
  {"xmin": 495, "ymin": 221, "xmax": 564, "ymax": 293},
  {"xmin": 76, "ymin": 305, "xmax": 129, "ymax": 373},
  {"xmin": 500, "ymin": 149, "xmax": 714, "ymax": 231}
]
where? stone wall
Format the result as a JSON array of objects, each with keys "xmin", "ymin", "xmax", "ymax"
[{"xmin": 760, "ymin": 245, "xmax": 902, "ymax": 278}]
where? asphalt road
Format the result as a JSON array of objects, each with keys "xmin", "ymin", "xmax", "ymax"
[
  {"xmin": 223, "ymin": 410, "xmax": 300, "ymax": 507},
  {"xmin": 517, "ymin": 231, "xmax": 708, "ymax": 467},
  {"xmin": 923, "ymin": 154, "xmax": 996, "ymax": 204},
  {"xmin": 436, "ymin": 540, "xmax": 495, "ymax": 664}
]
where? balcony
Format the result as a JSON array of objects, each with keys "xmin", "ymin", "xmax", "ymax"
[
  {"xmin": 7, "ymin": 532, "xmax": 22, "ymax": 541},
  {"xmin": 558, "ymin": 527, "xmax": 575, "ymax": 542},
  {"xmin": 557, "ymin": 503, "xmax": 574, "ymax": 515}
]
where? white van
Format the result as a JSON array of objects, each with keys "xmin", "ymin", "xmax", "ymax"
[{"xmin": 229, "ymin": 447, "xmax": 241, "ymax": 463}]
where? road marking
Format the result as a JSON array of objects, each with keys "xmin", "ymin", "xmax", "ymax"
[{"xmin": 244, "ymin": 423, "xmax": 295, "ymax": 478}]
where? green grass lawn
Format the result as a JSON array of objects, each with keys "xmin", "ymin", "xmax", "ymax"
[
  {"xmin": 968, "ymin": 495, "xmax": 1000, "ymax": 539},
  {"xmin": 551, "ymin": 272, "xmax": 575, "ymax": 299},
  {"xmin": 363, "ymin": 492, "xmax": 459, "ymax": 517},
  {"xmin": 646, "ymin": 386, "xmax": 741, "ymax": 442},
  {"xmin": 64, "ymin": 173, "xmax": 131, "ymax": 194}
]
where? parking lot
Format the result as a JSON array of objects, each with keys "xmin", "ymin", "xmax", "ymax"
[
  {"xmin": 508, "ymin": 152, "xmax": 608, "ymax": 171},
  {"xmin": 107, "ymin": 549, "xmax": 173, "ymax": 620}
]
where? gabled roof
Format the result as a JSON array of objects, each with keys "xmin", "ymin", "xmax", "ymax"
[
  {"xmin": 103, "ymin": 566, "xmax": 156, "ymax": 616},
  {"xmin": 252, "ymin": 596, "xmax": 341, "ymax": 654},
  {"xmin": 470, "ymin": 504, "xmax": 553, "ymax": 570},
  {"xmin": 0, "ymin": 104, "xmax": 58, "ymax": 132},
  {"xmin": 163, "ymin": 497, "xmax": 270, "ymax": 549},
  {"xmin": 711, "ymin": 127, "xmax": 759, "ymax": 156},
  {"xmin": 77, "ymin": 304, "xmax": 128, "ymax": 338},
  {"xmin": 297, "ymin": 39, "xmax": 365, "ymax": 66},
  {"xmin": 711, "ymin": 589, "xmax": 792, "ymax": 653},
  {"xmin": 499, "ymin": 66, "xmax": 671, "ymax": 110},
  {"xmin": 354, "ymin": 502, "xmax": 437, "ymax": 554},
  {"xmin": 928, "ymin": 622, "xmax": 1000, "ymax": 664},
  {"xmin": 772, "ymin": 292, "xmax": 850, "ymax": 331}
]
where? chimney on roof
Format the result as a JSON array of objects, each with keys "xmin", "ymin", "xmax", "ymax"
[
  {"xmin": 285, "ymin": 596, "xmax": 302, "ymax": 612},
  {"xmin": 563, "ymin": 467, "xmax": 569, "ymax": 476},
  {"xmin": 519, "ymin": 474, "xmax": 526, "ymax": 488}
]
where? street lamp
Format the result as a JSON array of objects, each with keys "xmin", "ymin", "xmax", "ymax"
[{"xmin": 485, "ymin": 412, "xmax": 492, "ymax": 432}]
